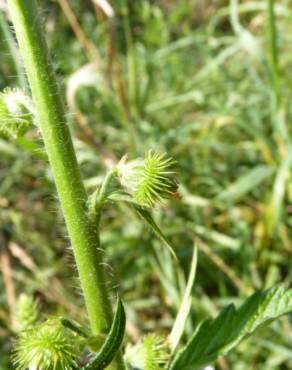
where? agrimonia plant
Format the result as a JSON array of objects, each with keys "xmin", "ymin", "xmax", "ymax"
[{"xmin": 1, "ymin": 0, "xmax": 292, "ymax": 369}]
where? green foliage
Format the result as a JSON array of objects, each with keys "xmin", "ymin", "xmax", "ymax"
[
  {"xmin": 1, "ymin": 0, "xmax": 292, "ymax": 369},
  {"xmin": 170, "ymin": 286, "xmax": 292, "ymax": 370}
]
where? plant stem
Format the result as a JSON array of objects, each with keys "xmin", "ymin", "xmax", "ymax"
[{"xmin": 7, "ymin": 1, "xmax": 125, "ymax": 368}]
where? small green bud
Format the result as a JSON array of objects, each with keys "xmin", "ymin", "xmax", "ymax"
[
  {"xmin": 13, "ymin": 319, "xmax": 78, "ymax": 370},
  {"xmin": 124, "ymin": 334, "xmax": 169, "ymax": 370},
  {"xmin": 117, "ymin": 151, "xmax": 178, "ymax": 208},
  {"xmin": 15, "ymin": 294, "xmax": 40, "ymax": 331},
  {"xmin": 0, "ymin": 88, "xmax": 34, "ymax": 139}
]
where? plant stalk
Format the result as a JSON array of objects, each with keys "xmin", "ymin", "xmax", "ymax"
[{"xmin": 7, "ymin": 1, "xmax": 125, "ymax": 368}]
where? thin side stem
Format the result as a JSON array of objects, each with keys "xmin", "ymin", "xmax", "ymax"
[
  {"xmin": 7, "ymin": 1, "xmax": 125, "ymax": 369},
  {"xmin": 89, "ymin": 166, "xmax": 118, "ymax": 226}
]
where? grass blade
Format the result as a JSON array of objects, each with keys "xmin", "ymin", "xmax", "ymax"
[{"xmin": 168, "ymin": 244, "xmax": 198, "ymax": 352}]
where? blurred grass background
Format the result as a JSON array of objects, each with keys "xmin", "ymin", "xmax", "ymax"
[{"xmin": 0, "ymin": 0, "xmax": 291, "ymax": 368}]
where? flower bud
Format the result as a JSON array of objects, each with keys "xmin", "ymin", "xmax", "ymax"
[{"xmin": 117, "ymin": 151, "xmax": 178, "ymax": 208}]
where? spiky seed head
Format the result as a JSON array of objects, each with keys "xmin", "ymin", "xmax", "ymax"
[
  {"xmin": 15, "ymin": 294, "xmax": 40, "ymax": 332},
  {"xmin": 124, "ymin": 334, "xmax": 169, "ymax": 370},
  {"xmin": 117, "ymin": 151, "xmax": 178, "ymax": 208},
  {"xmin": 0, "ymin": 88, "xmax": 33, "ymax": 139},
  {"xmin": 13, "ymin": 319, "xmax": 78, "ymax": 370}
]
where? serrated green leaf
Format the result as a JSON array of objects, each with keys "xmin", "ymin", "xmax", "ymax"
[
  {"xmin": 169, "ymin": 285, "xmax": 292, "ymax": 370},
  {"xmin": 84, "ymin": 298, "xmax": 126, "ymax": 370}
]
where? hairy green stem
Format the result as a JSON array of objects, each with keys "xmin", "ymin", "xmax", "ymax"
[{"xmin": 7, "ymin": 1, "xmax": 125, "ymax": 368}]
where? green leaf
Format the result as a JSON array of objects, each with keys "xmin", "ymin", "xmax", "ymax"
[
  {"xmin": 108, "ymin": 192, "xmax": 177, "ymax": 260},
  {"xmin": 134, "ymin": 206, "xmax": 177, "ymax": 260},
  {"xmin": 169, "ymin": 285, "xmax": 292, "ymax": 370},
  {"xmin": 84, "ymin": 298, "xmax": 126, "ymax": 370}
]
